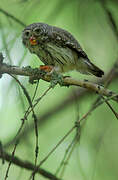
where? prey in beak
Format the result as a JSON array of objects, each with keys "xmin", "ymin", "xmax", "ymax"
[{"xmin": 30, "ymin": 36, "xmax": 37, "ymax": 45}]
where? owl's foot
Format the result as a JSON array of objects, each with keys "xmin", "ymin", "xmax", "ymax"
[
  {"xmin": 39, "ymin": 65, "xmax": 54, "ymax": 73},
  {"xmin": 29, "ymin": 65, "xmax": 64, "ymax": 87},
  {"xmin": 39, "ymin": 65, "xmax": 63, "ymax": 87},
  {"xmin": 29, "ymin": 65, "xmax": 54, "ymax": 84}
]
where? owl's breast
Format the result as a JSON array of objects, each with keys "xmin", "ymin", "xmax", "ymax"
[
  {"xmin": 28, "ymin": 42, "xmax": 54, "ymax": 65},
  {"xmin": 28, "ymin": 42, "xmax": 77, "ymax": 73}
]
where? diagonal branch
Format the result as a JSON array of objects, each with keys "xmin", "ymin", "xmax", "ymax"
[
  {"xmin": 101, "ymin": 0, "xmax": 118, "ymax": 40},
  {"xmin": 0, "ymin": 8, "xmax": 26, "ymax": 27},
  {"xmin": 105, "ymin": 9, "xmax": 118, "ymax": 39}
]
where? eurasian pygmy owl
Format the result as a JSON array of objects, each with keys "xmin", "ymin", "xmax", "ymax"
[{"xmin": 22, "ymin": 22, "xmax": 104, "ymax": 77}]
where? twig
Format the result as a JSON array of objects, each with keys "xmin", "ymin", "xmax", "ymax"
[
  {"xmin": 25, "ymin": 86, "xmax": 52, "ymax": 118},
  {"xmin": 0, "ymin": 141, "xmax": 5, "ymax": 164},
  {"xmin": 101, "ymin": 96, "xmax": 118, "ymax": 119},
  {"xmin": 30, "ymin": 126, "xmax": 76, "ymax": 179},
  {"xmin": 59, "ymin": 136, "xmax": 78, "ymax": 179},
  {"xmin": 4, "ymin": 141, "xmax": 18, "ymax": 180},
  {"xmin": 24, "ymin": 80, "xmax": 39, "ymax": 117},
  {"xmin": 0, "ymin": 8, "xmax": 26, "ymax": 27},
  {"xmin": 55, "ymin": 139, "xmax": 75, "ymax": 176},
  {"xmin": 39, "ymin": 127, "xmax": 75, "ymax": 167},
  {"xmin": 10, "ymin": 75, "xmax": 39, "ymax": 174},
  {"xmin": 56, "ymin": 131, "xmax": 80, "ymax": 177},
  {"xmin": 101, "ymin": 0, "xmax": 118, "ymax": 40}
]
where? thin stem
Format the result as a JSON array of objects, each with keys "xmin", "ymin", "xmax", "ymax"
[{"xmin": 0, "ymin": 8, "xmax": 26, "ymax": 27}]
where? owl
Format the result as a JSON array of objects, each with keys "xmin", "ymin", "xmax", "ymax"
[{"xmin": 22, "ymin": 22, "xmax": 104, "ymax": 77}]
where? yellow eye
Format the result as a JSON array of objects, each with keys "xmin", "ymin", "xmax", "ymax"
[{"xmin": 34, "ymin": 28, "xmax": 40, "ymax": 34}]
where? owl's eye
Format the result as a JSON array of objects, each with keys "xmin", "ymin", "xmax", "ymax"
[
  {"xmin": 25, "ymin": 31, "xmax": 30, "ymax": 37},
  {"xmin": 34, "ymin": 28, "xmax": 41, "ymax": 34}
]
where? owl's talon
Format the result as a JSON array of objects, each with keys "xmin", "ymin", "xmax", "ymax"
[{"xmin": 40, "ymin": 65, "xmax": 54, "ymax": 73}]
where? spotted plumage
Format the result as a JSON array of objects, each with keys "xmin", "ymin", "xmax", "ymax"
[{"xmin": 22, "ymin": 22, "xmax": 104, "ymax": 77}]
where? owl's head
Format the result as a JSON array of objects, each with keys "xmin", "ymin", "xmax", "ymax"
[{"xmin": 22, "ymin": 23, "xmax": 48, "ymax": 47}]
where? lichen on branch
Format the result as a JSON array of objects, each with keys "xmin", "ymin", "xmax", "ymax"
[{"xmin": 0, "ymin": 53, "xmax": 118, "ymax": 102}]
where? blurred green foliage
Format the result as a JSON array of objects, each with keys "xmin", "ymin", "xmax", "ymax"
[{"xmin": 0, "ymin": 0, "xmax": 118, "ymax": 179}]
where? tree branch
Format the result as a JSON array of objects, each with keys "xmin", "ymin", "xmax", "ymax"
[
  {"xmin": 0, "ymin": 56, "xmax": 118, "ymax": 102},
  {"xmin": 0, "ymin": 149, "xmax": 60, "ymax": 180}
]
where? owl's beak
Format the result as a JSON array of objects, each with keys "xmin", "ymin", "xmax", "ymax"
[{"xmin": 29, "ymin": 36, "xmax": 37, "ymax": 45}]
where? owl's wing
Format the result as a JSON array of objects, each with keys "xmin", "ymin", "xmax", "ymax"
[{"xmin": 51, "ymin": 26, "xmax": 88, "ymax": 59}]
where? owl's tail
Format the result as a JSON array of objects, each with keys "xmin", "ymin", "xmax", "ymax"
[
  {"xmin": 77, "ymin": 58, "xmax": 104, "ymax": 77},
  {"xmin": 88, "ymin": 61, "xmax": 104, "ymax": 77}
]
